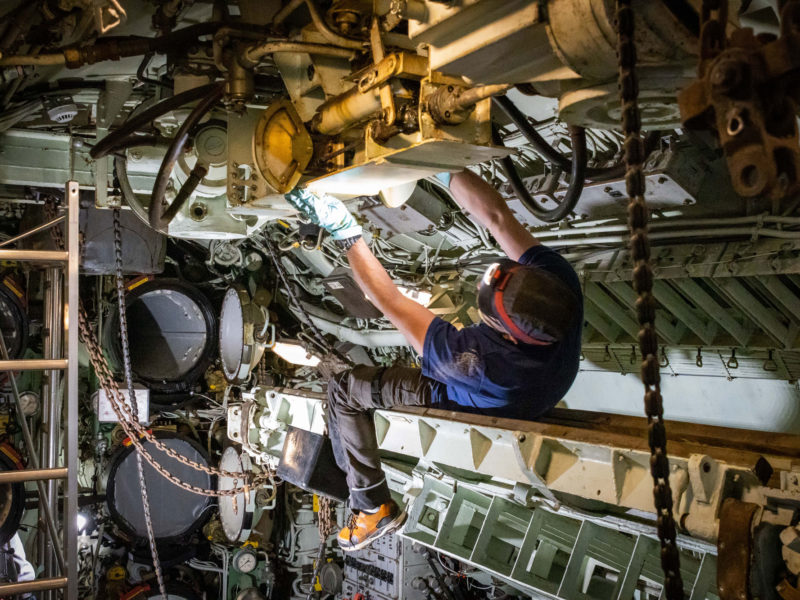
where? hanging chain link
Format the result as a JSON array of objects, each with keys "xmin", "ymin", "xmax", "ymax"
[
  {"xmin": 113, "ymin": 208, "xmax": 167, "ymax": 600},
  {"xmin": 43, "ymin": 199, "xmax": 272, "ymax": 497},
  {"xmin": 307, "ymin": 495, "xmax": 336, "ymax": 600},
  {"xmin": 615, "ymin": 2, "xmax": 684, "ymax": 598},
  {"xmin": 700, "ymin": 0, "xmax": 729, "ymax": 66},
  {"xmin": 318, "ymin": 496, "xmax": 336, "ymax": 539},
  {"xmin": 307, "ymin": 416, "xmax": 338, "ymax": 600},
  {"xmin": 79, "ymin": 309, "xmax": 270, "ymax": 495}
]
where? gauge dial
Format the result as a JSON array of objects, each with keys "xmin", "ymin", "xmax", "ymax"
[
  {"xmin": 233, "ymin": 549, "xmax": 258, "ymax": 574},
  {"xmin": 18, "ymin": 392, "xmax": 39, "ymax": 417}
]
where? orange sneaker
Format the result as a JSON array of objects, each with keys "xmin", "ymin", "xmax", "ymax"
[{"xmin": 337, "ymin": 501, "xmax": 406, "ymax": 551}]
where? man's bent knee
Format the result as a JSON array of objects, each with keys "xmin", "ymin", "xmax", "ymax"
[
  {"xmin": 327, "ymin": 366, "xmax": 385, "ymax": 411},
  {"xmin": 327, "ymin": 369, "xmax": 352, "ymax": 407}
]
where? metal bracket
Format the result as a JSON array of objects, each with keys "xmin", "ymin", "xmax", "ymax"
[
  {"xmin": 93, "ymin": 0, "xmax": 127, "ymax": 34},
  {"xmin": 95, "ymin": 80, "xmax": 133, "ymax": 209},
  {"xmin": 688, "ymin": 454, "xmax": 719, "ymax": 504},
  {"xmin": 356, "ymin": 51, "xmax": 428, "ymax": 95}
]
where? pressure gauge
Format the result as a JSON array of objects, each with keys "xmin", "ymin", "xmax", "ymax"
[
  {"xmin": 233, "ymin": 548, "xmax": 258, "ymax": 574},
  {"xmin": 18, "ymin": 392, "xmax": 39, "ymax": 417}
]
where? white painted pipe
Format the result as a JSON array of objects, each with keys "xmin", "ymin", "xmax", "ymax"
[{"xmin": 308, "ymin": 317, "xmax": 408, "ymax": 347}]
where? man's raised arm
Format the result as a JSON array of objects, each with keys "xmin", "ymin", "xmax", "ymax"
[
  {"xmin": 449, "ymin": 170, "xmax": 538, "ymax": 261},
  {"xmin": 346, "ymin": 238, "xmax": 435, "ymax": 355},
  {"xmin": 285, "ymin": 189, "xmax": 436, "ymax": 355}
]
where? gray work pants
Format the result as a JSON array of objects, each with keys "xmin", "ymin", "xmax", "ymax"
[{"xmin": 326, "ymin": 365, "xmax": 445, "ymax": 510}]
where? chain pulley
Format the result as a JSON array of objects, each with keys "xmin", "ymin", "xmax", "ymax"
[{"xmin": 679, "ymin": 0, "xmax": 800, "ymax": 204}]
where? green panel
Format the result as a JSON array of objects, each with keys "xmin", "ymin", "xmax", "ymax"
[
  {"xmin": 511, "ymin": 510, "xmax": 581, "ymax": 595},
  {"xmin": 435, "ymin": 487, "xmax": 492, "ymax": 559},
  {"xmin": 403, "ymin": 477, "xmax": 455, "ymax": 546},
  {"xmin": 470, "ymin": 496, "xmax": 532, "ymax": 575}
]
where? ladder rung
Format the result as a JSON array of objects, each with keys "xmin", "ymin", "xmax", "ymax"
[
  {"xmin": 0, "ymin": 249, "xmax": 68, "ymax": 263},
  {"xmin": 0, "ymin": 467, "xmax": 68, "ymax": 484},
  {"xmin": 0, "ymin": 359, "xmax": 68, "ymax": 371},
  {"xmin": 0, "ymin": 577, "xmax": 68, "ymax": 595}
]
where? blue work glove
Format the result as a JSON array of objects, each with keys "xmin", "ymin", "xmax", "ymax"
[{"xmin": 284, "ymin": 188, "xmax": 362, "ymax": 241}]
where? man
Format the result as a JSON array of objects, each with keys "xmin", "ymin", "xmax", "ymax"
[
  {"xmin": 287, "ymin": 170, "xmax": 582, "ymax": 551},
  {"xmin": 0, "ymin": 533, "xmax": 36, "ymax": 598}
]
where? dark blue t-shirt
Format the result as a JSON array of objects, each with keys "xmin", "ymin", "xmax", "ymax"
[{"xmin": 422, "ymin": 244, "xmax": 583, "ymax": 420}]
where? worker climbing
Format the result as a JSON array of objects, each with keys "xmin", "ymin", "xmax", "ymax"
[{"xmin": 286, "ymin": 170, "xmax": 583, "ymax": 551}]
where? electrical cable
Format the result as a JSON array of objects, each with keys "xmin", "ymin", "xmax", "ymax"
[
  {"xmin": 495, "ymin": 95, "xmax": 612, "ymax": 181},
  {"xmin": 114, "ymin": 156, "xmax": 151, "ymax": 228},
  {"xmin": 423, "ymin": 551, "xmax": 458, "ymax": 600},
  {"xmin": 493, "ymin": 95, "xmax": 662, "ymax": 182},
  {"xmin": 259, "ymin": 237, "xmax": 352, "ymax": 365},
  {"xmin": 497, "ymin": 123, "xmax": 587, "ymax": 222},
  {"xmin": 136, "ymin": 52, "xmax": 172, "ymax": 90}
]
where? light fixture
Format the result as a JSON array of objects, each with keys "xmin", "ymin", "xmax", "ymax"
[
  {"xmin": 272, "ymin": 341, "xmax": 321, "ymax": 367},
  {"xmin": 77, "ymin": 513, "xmax": 87, "ymax": 533}
]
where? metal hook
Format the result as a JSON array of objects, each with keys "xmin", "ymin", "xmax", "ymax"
[
  {"xmin": 696, "ymin": 347, "xmax": 703, "ymax": 368},
  {"xmin": 255, "ymin": 320, "xmax": 276, "ymax": 348},
  {"xmin": 659, "ymin": 347, "xmax": 669, "ymax": 368},
  {"xmin": 630, "ymin": 344, "xmax": 637, "ymax": 365},
  {"xmin": 727, "ymin": 348, "xmax": 739, "ymax": 369},
  {"xmin": 603, "ymin": 345, "xmax": 611, "ymax": 362},
  {"xmin": 763, "ymin": 349, "xmax": 778, "ymax": 372}
]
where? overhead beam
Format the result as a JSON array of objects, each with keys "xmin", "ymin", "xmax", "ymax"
[
  {"xmin": 652, "ymin": 280, "xmax": 717, "ymax": 344},
  {"xmin": 584, "ymin": 284, "xmax": 640, "ymax": 340},
  {"xmin": 582, "ymin": 301, "xmax": 624, "ymax": 343},
  {"xmin": 671, "ymin": 278, "xmax": 751, "ymax": 347},
  {"xmin": 712, "ymin": 278, "xmax": 790, "ymax": 348},
  {"xmin": 605, "ymin": 281, "xmax": 686, "ymax": 344}
]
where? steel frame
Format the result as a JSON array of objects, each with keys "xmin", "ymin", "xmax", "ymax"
[
  {"xmin": 229, "ymin": 387, "xmax": 800, "ymax": 545},
  {"xmin": 0, "ymin": 181, "xmax": 80, "ymax": 599},
  {"xmin": 228, "ymin": 387, "xmax": 800, "ymax": 598}
]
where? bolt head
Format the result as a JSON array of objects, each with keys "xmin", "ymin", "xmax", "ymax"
[{"xmin": 710, "ymin": 60, "xmax": 747, "ymax": 93}]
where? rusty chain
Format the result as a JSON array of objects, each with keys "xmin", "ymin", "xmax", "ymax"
[
  {"xmin": 318, "ymin": 495, "xmax": 336, "ymax": 539},
  {"xmin": 43, "ymin": 198, "xmax": 272, "ymax": 497},
  {"xmin": 79, "ymin": 308, "xmax": 271, "ymax": 496},
  {"xmin": 113, "ymin": 208, "xmax": 167, "ymax": 600},
  {"xmin": 83, "ymin": 315, "xmax": 274, "ymax": 495},
  {"xmin": 699, "ymin": 0, "xmax": 728, "ymax": 66},
  {"xmin": 307, "ymin": 495, "xmax": 336, "ymax": 600},
  {"xmin": 615, "ymin": 1, "xmax": 684, "ymax": 598}
]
